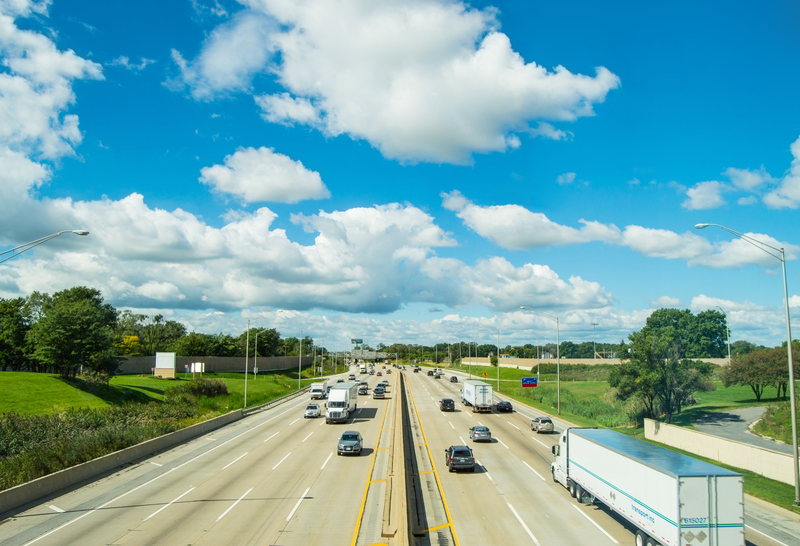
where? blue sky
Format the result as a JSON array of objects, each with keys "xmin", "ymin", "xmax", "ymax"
[{"xmin": 1, "ymin": 0, "xmax": 800, "ymax": 350}]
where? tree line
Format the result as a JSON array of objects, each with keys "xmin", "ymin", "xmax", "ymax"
[{"xmin": 0, "ymin": 287, "xmax": 321, "ymax": 379}]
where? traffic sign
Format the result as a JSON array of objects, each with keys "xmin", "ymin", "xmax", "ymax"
[
  {"xmin": 351, "ymin": 338, "xmax": 363, "ymax": 344},
  {"xmin": 483, "ymin": 371, "xmax": 488, "ymax": 377},
  {"xmin": 521, "ymin": 377, "xmax": 538, "ymax": 388}
]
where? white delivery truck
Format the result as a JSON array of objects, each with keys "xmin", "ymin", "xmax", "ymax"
[
  {"xmin": 461, "ymin": 380, "xmax": 493, "ymax": 412},
  {"xmin": 325, "ymin": 382, "xmax": 359, "ymax": 424},
  {"xmin": 359, "ymin": 364, "xmax": 367, "ymax": 374},
  {"xmin": 309, "ymin": 381, "xmax": 328, "ymax": 400},
  {"xmin": 551, "ymin": 428, "xmax": 744, "ymax": 546}
]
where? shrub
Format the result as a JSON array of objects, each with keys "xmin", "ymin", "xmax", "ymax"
[{"xmin": 165, "ymin": 378, "xmax": 228, "ymax": 400}]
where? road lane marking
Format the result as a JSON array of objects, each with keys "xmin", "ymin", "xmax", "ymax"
[
  {"xmin": 570, "ymin": 504, "xmax": 618, "ymax": 544},
  {"xmin": 302, "ymin": 431, "xmax": 314, "ymax": 442},
  {"xmin": 320, "ymin": 420, "xmax": 326, "ymax": 426},
  {"xmin": 263, "ymin": 431, "xmax": 280, "ymax": 443},
  {"xmin": 746, "ymin": 525, "xmax": 789, "ymax": 546},
  {"xmin": 506, "ymin": 502, "xmax": 541, "ymax": 545},
  {"xmin": 522, "ymin": 461, "xmax": 545, "ymax": 482},
  {"xmin": 143, "ymin": 487, "xmax": 194, "ymax": 522},
  {"xmin": 216, "ymin": 487, "xmax": 253, "ymax": 523},
  {"xmin": 476, "ymin": 460, "xmax": 492, "ymax": 481},
  {"xmin": 149, "ymin": 462, "xmax": 162, "ymax": 467},
  {"xmin": 272, "ymin": 452, "xmax": 291, "ymax": 470},
  {"xmin": 285, "ymin": 487, "xmax": 311, "ymax": 522},
  {"xmin": 507, "ymin": 421, "xmax": 520, "ymax": 430},
  {"xmin": 497, "ymin": 438, "xmax": 510, "ymax": 449},
  {"xmin": 448, "ymin": 421, "xmax": 455, "ymax": 429},
  {"xmin": 289, "ymin": 418, "xmax": 300, "ymax": 425},
  {"xmin": 320, "ymin": 452, "xmax": 333, "ymax": 470},
  {"xmin": 21, "ymin": 401, "xmax": 303, "ymax": 546},
  {"xmin": 48, "ymin": 505, "xmax": 64, "ymax": 513},
  {"xmin": 222, "ymin": 452, "xmax": 248, "ymax": 470},
  {"xmin": 531, "ymin": 436, "xmax": 549, "ymax": 449}
]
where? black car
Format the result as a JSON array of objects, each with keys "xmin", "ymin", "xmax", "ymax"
[
  {"xmin": 413, "ymin": 368, "xmax": 419, "ymax": 373},
  {"xmin": 440, "ymin": 398, "xmax": 455, "ymax": 411},
  {"xmin": 427, "ymin": 370, "xmax": 434, "ymax": 376},
  {"xmin": 496, "ymin": 401, "xmax": 513, "ymax": 412},
  {"xmin": 444, "ymin": 445, "xmax": 475, "ymax": 472},
  {"xmin": 450, "ymin": 375, "xmax": 458, "ymax": 383}
]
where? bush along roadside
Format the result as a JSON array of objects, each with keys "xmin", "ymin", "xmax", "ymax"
[{"xmin": 0, "ymin": 379, "xmax": 230, "ymax": 491}]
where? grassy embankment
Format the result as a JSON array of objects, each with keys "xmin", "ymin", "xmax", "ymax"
[
  {"xmin": 412, "ymin": 360, "xmax": 800, "ymax": 515},
  {"xmin": 0, "ymin": 367, "xmax": 338, "ymax": 491}
]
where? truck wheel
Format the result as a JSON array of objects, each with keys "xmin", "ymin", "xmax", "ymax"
[
  {"xmin": 634, "ymin": 530, "xmax": 647, "ymax": 546},
  {"xmin": 645, "ymin": 538, "xmax": 660, "ymax": 546},
  {"xmin": 569, "ymin": 481, "xmax": 577, "ymax": 498},
  {"xmin": 576, "ymin": 485, "xmax": 585, "ymax": 503}
]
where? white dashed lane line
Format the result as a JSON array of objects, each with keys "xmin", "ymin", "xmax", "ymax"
[{"xmin": 522, "ymin": 461, "xmax": 545, "ymax": 482}]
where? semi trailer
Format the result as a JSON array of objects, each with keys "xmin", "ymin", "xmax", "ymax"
[
  {"xmin": 461, "ymin": 380, "xmax": 493, "ymax": 413},
  {"xmin": 325, "ymin": 382, "xmax": 359, "ymax": 424}
]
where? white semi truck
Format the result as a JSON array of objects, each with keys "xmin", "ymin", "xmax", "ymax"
[
  {"xmin": 325, "ymin": 382, "xmax": 359, "ymax": 424},
  {"xmin": 461, "ymin": 380, "xmax": 493, "ymax": 413},
  {"xmin": 359, "ymin": 364, "xmax": 367, "ymax": 374},
  {"xmin": 309, "ymin": 381, "xmax": 328, "ymax": 400},
  {"xmin": 551, "ymin": 428, "xmax": 744, "ymax": 546}
]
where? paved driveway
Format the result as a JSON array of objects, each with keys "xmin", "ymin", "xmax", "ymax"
[{"xmin": 693, "ymin": 406, "xmax": 794, "ymax": 454}]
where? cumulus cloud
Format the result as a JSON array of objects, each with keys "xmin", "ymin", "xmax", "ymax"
[
  {"xmin": 724, "ymin": 166, "xmax": 772, "ymax": 192},
  {"xmin": 168, "ymin": 11, "xmax": 274, "ymax": 100},
  {"xmin": 620, "ymin": 226, "xmax": 713, "ymax": 260},
  {"xmin": 173, "ymin": 0, "xmax": 619, "ymax": 164},
  {"xmin": 763, "ymin": 136, "xmax": 800, "ymax": 209},
  {"xmin": 199, "ymin": 147, "xmax": 330, "ymax": 203},
  {"xmin": 556, "ymin": 172, "xmax": 576, "ymax": 185},
  {"xmin": 650, "ymin": 295, "xmax": 682, "ymax": 308},
  {"xmin": 108, "ymin": 56, "xmax": 156, "ymax": 71},
  {"xmin": 682, "ymin": 181, "xmax": 727, "ymax": 210}
]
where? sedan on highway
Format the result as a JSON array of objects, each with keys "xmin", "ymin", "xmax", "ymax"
[
  {"xmin": 337, "ymin": 431, "xmax": 363, "ymax": 456},
  {"xmin": 373, "ymin": 386, "xmax": 385, "ymax": 399},
  {"xmin": 495, "ymin": 401, "xmax": 513, "ymax": 412},
  {"xmin": 444, "ymin": 445, "xmax": 475, "ymax": 472},
  {"xmin": 304, "ymin": 403, "xmax": 321, "ymax": 418},
  {"xmin": 469, "ymin": 426, "xmax": 492, "ymax": 442},
  {"xmin": 450, "ymin": 375, "xmax": 458, "ymax": 383},
  {"xmin": 358, "ymin": 385, "xmax": 369, "ymax": 395},
  {"xmin": 531, "ymin": 416, "xmax": 554, "ymax": 433}
]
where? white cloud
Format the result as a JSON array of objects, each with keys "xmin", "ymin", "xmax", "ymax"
[
  {"xmin": 108, "ymin": 56, "xmax": 156, "ymax": 71},
  {"xmin": 178, "ymin": 0, "xmax": 620, "ymax": 164},
  {"xmin": 738, "ymin": 196, "xmax": 757, "ymax": 205},
  {"xmin": 556, "ymin": 172, "xmax": 576, "ymax": 185},
  {"xmin": 681, "ymin": 180, "xmax": 727, "ymax": 210},
  {"xmin": 199, "ymin": 147, "xmax": 330, "ymax": 203},
  {"xmin": 650, "ymin": 295, "xmax": 682, "ymax": 308},
  {"xmin": 764, "ymin": 135, "xmax": 800, "ymax": 209},
  {"xmin": 620, "ymin": 226, "xmax": 713, "ymax": 260},
  {"xmin": 136, "ymin": 281, "xmax": 186, "ymax": 301},
  {"xmin": 626, "ymin": 177, "xmax": 640, "ymax": 186},
  {"xmin": 168, "ymin": 11, "xmax": 274, "ymax": 100},
  {"xmin": 724, "ymin": 165, "xmax": 772, "ymax": 192}
]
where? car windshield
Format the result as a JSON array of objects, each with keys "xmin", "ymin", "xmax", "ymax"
[
  {"xmin": 329, "ymin": 401, "xmax": 345, "ymax": 408},
  {"xmin": 306, "ymin": 405, "xmax": 318, "ymax": 410},
  {"xmin": 341, "ymin": 434, "xmax": 359, "ymax": 441},
  {"xmin": 474, "ymin": 427, "xmax": 489, "ymax": 432},
  {"xmin": 452, "ymin": 448, "xmax": 470, "ymax": 456}
]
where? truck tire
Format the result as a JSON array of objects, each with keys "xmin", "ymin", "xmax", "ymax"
[
  {"xmin": 634, "ymin": 530, "xmax": 647, "ymax": 546},
  {"xmin": 569, "ymin": 481, "xmax": 577, "ymax": 498},
  {"xmin": 576, "ymin": 485, "xmax": 585, "ymax": 503},
  {"xmin": 645, "ymin": 538, "xmax": 659, "ymax": 546}
]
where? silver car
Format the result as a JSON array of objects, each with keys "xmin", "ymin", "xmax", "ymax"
[
  {"xmin": 531, "ymin": 416, "xmax": 554, "ymax": 434},
  {"xmin": 469, "ymin": 425, "xmax": 492, "ymax": 442},
  {"xmin": 337, "ymin": 431, "xmax": 363, "ymax": 456},
  {"xmin": 304, "ymin": 403, "xmax": 321, "ymax": 418}
]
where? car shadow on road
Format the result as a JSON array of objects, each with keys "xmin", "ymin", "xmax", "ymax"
[{"xmin": 351, "ymin": 407, "xmax": 378, "ymax": 421}]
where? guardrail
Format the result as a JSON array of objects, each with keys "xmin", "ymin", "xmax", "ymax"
[{"xmin": 242, "ymin": 386, "xmax": 311, "ymax": 416}]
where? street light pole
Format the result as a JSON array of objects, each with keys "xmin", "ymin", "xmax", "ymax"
[
  {"xmin": 591, "ymin": 322, "xmax": 598, "ymax": 363},
  {"xmin": 0, "ymin": 229, "xmax": 90, "ymax": 265},
  {"xmin": 244, "ymin": 320, "xmax": 250, "ymax": 408},
  {"xmin": 696, "ymin": 222, "xmax": 799, "ymax": 505},
  {"xmin": 298, "ymin": 325, "xmax": 321, "ymax": 391},
  {"xmin": 716, "ymin": 306, "xmax": 732, "ymax": 365},
  {"xmin": 520, "ymin": 307, "xmax": 560, "ymax": 415}
]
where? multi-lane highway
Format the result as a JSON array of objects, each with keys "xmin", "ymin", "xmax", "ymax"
[{"xmin": 1, "ymin": 367, "xmax": 798, "ymax": 546}]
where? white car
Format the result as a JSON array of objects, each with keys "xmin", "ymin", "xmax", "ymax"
[{"xmin": 304, "ymin": 403, "xmax": 321, "ymax": 418}]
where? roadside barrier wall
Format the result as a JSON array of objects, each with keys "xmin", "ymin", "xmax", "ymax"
[
  {"xmin": 118, "ymin": 355, "xmax": 314, "ymax": 375},
  {"xmin": 644, "ymin": 418, "xmax": 794, "ymax": 485}
]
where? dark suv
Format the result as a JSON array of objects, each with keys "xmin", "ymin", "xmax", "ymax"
[
  {"xmin": 440, "ymin": 398, "xmax": 455, "ymax": 411},
  {"xmin": 444, "ymin": 445, "xmax": 475, "ymax": 472}
]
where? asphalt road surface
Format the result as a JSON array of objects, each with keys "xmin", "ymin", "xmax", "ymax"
[{"xmin": 694, "ymin": 406, "xmax": 794, "ymax": 455}]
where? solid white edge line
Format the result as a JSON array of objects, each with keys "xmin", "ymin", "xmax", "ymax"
[
  {"xmin": 746, "ymin": 524, "xmax": 790, "ymax": 546},
  {"xmin": 320, "ymin": 452, "xmax": 333, "ymax": 470},
  {"xmin": 216, "ymin": 487, "xmax": 253, "ymax": 523},
  {"xmin": 143, "ymin": 487, "xmax": 195, "ymax": 522},
  {"xmin": 570, "ymin": 504, "xmax": 618, "ymax": 544},
  {"xmin": 302, "ymin": 432, "xmax": 314, "ymax": 442},
  {"xmin": 263, "ymin": 431, "xmax": 280, "ymax": 443},
  {"xmin": 522, "ymin": 461, "xmax": 546, "ymax": 482},
  {"xmin": 150, "ymin": 462, "xmax": 162, "ymax": 466},
  {"xmin": 506, "ymin": 502, "xmax": 541, "ymax": 545},
  {"xmin": 285, "ymin": 487, "xmax": 311, "ymax": 522},
  {"xmin": 222, "ymin": 452, "xmax": 248, "ymax": 470},
  {"xmin": 272, "ymin": 452, "xmax": 291, "ymax": 470}
]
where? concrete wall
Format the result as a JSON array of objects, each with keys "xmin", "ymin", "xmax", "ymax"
[
  {"xmin": 644, "ymin": 418, "xmax": 794, "ymax": 485},
  {"xmin": 0, "ymin": 410, "xmax": 244, "ymax": 515},
  {"xmin": 118, "ymin": 355, "xmax": 313, "ymax": 375}
]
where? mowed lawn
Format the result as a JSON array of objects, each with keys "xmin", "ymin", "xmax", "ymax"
[{"xmin": 1, "ymin": 370, "xmax": 337, "ymax": 416}]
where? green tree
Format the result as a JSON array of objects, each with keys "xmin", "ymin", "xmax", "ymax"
[
  {"xmin": 138, "ymin": 314, "xmax": 187, "ymax": 355},
  {"xmin": 0, "ymin": 297, "xmax": 30, "ymax": 371},
  {"xmin": 609, "ymin": 309, "xmax": 716, "ymax": 423},
  {"xmin": 721, "ymin": 349, "xmax": 778, "ymax": 401},
  {"xmin": 27, "ymin": 287, "xmax": 119, "ymax": 378}
]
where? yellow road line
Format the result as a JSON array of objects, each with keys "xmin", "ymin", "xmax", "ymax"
[
  {"xmin": 369, "ymin": 479, "xmax": 386, "ymax": 484},
  {"xmin": 406, "ymin": 380, "xmax": 461, "ymax": 546},
  {"xmin": 351, "ymin": 385, "xmax": 392, "ymax": 546},
  {"xmin": 423, "ymin": 523, "xmax": 453, "ymax": 533}
]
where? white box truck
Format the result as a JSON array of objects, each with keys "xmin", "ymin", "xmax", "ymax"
[
  {"xmin": 309, "ymin": 381, "xmax": 328, "ymax": 400},
  {"xmin": 359, "ymin": 363, "xmax": 367, "ymax": 374},
  {"xmin": 551, "ymin": 428, "xmax": 744, "ymax": 546},
  {"xmin": 325, "ymin": 382, "xmax": 359, "ymax": 424},
  {"xmin": 461, "ymin": 380, "xmax": 493, "ymax": 413}
]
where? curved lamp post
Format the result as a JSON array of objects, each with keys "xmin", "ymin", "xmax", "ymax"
[
  {"xmin": 696, "ymin": 222, "xmax": 798, "ymax": 505},
  {"xmin": 520, "ymin": 306, "xmax": 560, "ymax": 415},
  {"xmin": 481, "ymin": 325, "xmax": 501, "ymax": 394},
  {"xmin": 715, "ymin": 306, "xmax": 732, "ymax": 365},
  {"xmin": 0, "ymin": 230, "xmax": 89, "ymax": 265},
  {"xmin": 298, "ymin": 325, "xmax": 321, "ymax": 391}
]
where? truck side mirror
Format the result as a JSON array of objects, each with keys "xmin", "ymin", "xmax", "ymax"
[{"xmin": 551, "ymin": 445, "xmax": 556, "ymax": 455}]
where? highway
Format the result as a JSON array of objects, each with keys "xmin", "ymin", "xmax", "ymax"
[{"xmin": 1, "ymin": 367, "xmax": 798, "ymax": 546}]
